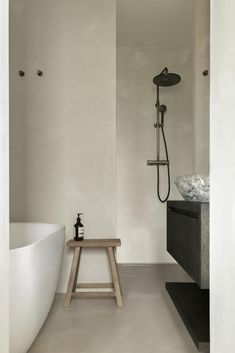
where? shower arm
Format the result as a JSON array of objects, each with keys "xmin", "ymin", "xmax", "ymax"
[{"xmin": 160, "ymin": 67, "xmax": 168, "ymax": 75}]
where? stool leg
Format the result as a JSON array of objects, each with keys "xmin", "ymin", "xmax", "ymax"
[
  {"xmin": 73, "ymin": 248, "xmax": 82, "ymax": 292},
  {"xmin": 114, "ymin": 247, "xmax": 123, "ymax": 296},
  {"xmin": 64, "ymin": 247, "xmax": 81, "ymax": 307},
  {"xmin": 107, "ymin": 246, "xmax": 123, "ymax": 307}
]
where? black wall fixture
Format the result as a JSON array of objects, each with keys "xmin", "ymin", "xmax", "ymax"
[{"xmin": 18, "ymin": 70, "xmax": 45, "ymax": 77}]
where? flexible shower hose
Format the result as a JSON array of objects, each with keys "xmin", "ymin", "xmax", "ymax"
[{"xmin": 157, "ymin": 125, "xmax": 170, "ymax": 202}]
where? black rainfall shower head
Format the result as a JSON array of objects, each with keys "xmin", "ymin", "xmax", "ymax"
[{"xmin": 153, "ymin": 68, "xmax": 181, "ymax": 87}]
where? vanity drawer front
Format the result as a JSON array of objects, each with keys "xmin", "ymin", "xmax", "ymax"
[{"xmin": 167, "ymin": 207, "xmax": 200, "ymax": 284}]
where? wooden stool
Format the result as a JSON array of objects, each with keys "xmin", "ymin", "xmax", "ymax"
[{"xmin": 64, "ymin": 239, "xmax": 123, "ymax": 308}]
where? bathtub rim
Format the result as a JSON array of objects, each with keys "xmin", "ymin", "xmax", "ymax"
[{"xmin": 10, "ymin": 222, "xmax": 65, "ymax": 252}]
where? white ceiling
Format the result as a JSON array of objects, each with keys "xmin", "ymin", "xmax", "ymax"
[{"xmin": 117, "ymin": 0, "xmax": 194, "ymax": 49}]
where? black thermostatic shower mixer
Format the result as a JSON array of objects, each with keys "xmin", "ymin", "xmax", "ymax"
[
  {"xmin": 147, "ymin": 160, "xmax": 169, "ymax": 166},
  {"xmin": 147, "ymin": 67, "xmax": 181, "ymax": 203}
]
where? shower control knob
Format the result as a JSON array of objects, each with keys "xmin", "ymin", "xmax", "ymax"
[{"xmin": 159, "ymin": 105, "xmax": 167, "ymax": 113}]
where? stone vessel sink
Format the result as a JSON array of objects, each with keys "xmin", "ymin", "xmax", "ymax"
[{"xmin": 175, "ymin": 175, "xmax": 209, "ymax": 202}]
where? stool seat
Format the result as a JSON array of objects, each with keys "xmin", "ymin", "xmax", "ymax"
[
  {"xmin": 64, "ymin": 238, "xmax": 123, "ymax": 308},
  {"xmin": 67, "ymin": 239, "xmax": 121, "ymax": 248}
]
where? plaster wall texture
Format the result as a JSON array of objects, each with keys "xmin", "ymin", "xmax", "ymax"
[
  {"xmin": 117, "ymin": 47, "xmax": 194, "ymax": 263},
  {"xmin": 10, "ymin": 0, "xmax": 116, "ymax": 291},
  {"xmin": 193, "ymin": 0, "xmax": 210, "ymax": 174},
  {"xmin": 0, "ymin": 0, "xmax": 9, "ymax": 351},
  {"xmin": 116, "ymin": 0, "xmax": 194, "ymax": 49},
  {"xmin": 116, "ymin": 0, "xmax": 195, "ymax": 263},
  {"xmin": 10, "ymin": 0, "xmax": 195, "ymax": 291},
  {"xmin": 210, "ymin": 1, "xmax": 235, "ymax": 352}
]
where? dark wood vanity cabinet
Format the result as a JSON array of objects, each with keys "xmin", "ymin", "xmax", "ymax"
[
  {"xmin": 166, "ymin": 201, "xmax": 210, "ymax": 353},
  {"xmin": 167, "ymin": 201, "xmax": 209, "ymax": 289}
]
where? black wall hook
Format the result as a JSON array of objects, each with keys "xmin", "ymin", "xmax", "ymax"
[
  {"xmin": 203, "ymin": 70, "xmax": 209, "ymax": 76},
  {"xmin": 19, "ymin": 70, "xmax": 25, "ymax": 77},
  {"xmin": 37, "ymin": 70, "xmax": 43, "ymax": 76}
]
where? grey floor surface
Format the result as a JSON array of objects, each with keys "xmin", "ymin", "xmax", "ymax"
[{"xmin": 28, "ymin": 265, "xmax": 199, "ymax": 353}]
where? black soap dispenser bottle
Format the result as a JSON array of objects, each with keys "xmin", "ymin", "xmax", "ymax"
[{"xmin": 74, "ymin": 213, "xmax": 84, "ymax": 241}]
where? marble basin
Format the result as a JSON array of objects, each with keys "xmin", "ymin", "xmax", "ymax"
[{"xmin": 175, "ymin": 175, "xmax": 209, "ymax": 202}]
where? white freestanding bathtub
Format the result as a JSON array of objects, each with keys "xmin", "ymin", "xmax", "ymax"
[{"xmin": 10, "ymin": 223, "xmax": 65, "ymax": 353}]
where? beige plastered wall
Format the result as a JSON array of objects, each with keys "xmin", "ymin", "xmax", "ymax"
[
  {"xmin": 193, "ymin": 0, "xmax": 210, "ymax": 174},
  {"xmin": 0, "ymin": 0, "xmax": 9, "ymax": 350},
  {"xmin": 116, "ymin": 47, "xmax": 194, "ymax": 263},
  {"xmin": 10, "ymin": 0, "xmax": 196, "ymax": 291},
  {"xmin": 10, "ymin": 0, "xmax": 116, "ymax": 291},
  {"xmin": 210, "ymin": 1, "xmax": 235, "ymax": 352}
]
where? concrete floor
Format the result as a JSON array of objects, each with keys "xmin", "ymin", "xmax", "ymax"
[{"xmin": 28, "ymin": 265, "xmax": 198, "ymax": 353}]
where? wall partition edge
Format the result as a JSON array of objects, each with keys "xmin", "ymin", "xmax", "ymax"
[
  {"xmin": 0, "ymin": 0, "xmax": 9, "ymax": 352},
  {"xmin": 210, "ymin": 0, "xmax": 235, "ymax": 353}
]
